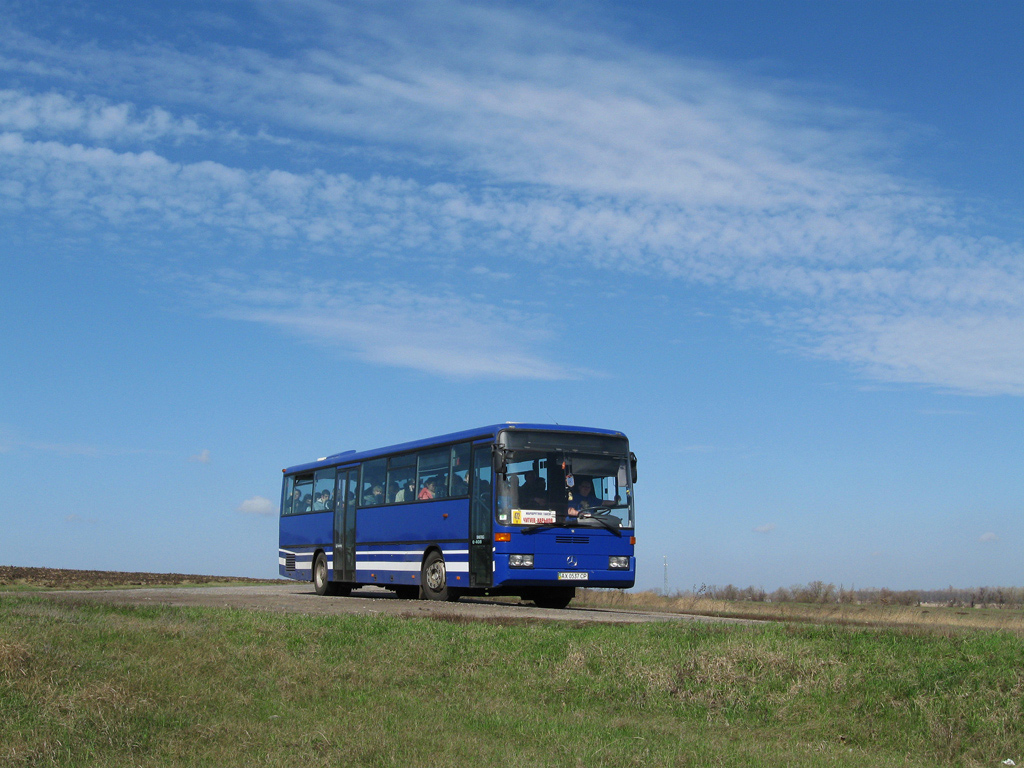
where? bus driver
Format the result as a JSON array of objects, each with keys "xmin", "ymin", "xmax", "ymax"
[{"xmin": 567, "ymin": 478, "xmax": 618, "ymax": 518}]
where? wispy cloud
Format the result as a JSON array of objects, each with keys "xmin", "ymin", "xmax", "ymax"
[
  {"xmin": 189, "ymin": 271, "xmax": 571, "ymax": 380},
  {"xmin": 812, "ymin": 312, "xmax": 1024, "ymax": 396},
  {"xmin": 0, "ymin": 129, "xmax": 506, "ymax": 256},
  {"xmin": 0, "ymin": 89, "xmax": 206, "ymax": 144},
  {"xmin": 754, "ymin": 523, "xmax": 777, "ymax": 534},
  {"xmin": 188, "ymin": 449, "xmax": 211, "ymax": 463},
  {"xmin": 0, "ymin": 428, "xmax": 152, "ymax": 458},
  {"xmin": 979, "ymin": 532, "xmax": 998, "ymax": 544},
  {"xmin": 236, "ymin": 496, "xmax": 275, "ymax": 516},
  {"xmin": 2, "ymin": 1, "xmax": 1022, "ymax": 393}
]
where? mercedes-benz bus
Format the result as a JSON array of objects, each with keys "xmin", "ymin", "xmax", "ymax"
[{"xmin": 278, "ymin": 423, "xmax": 636, "ymax": 608}]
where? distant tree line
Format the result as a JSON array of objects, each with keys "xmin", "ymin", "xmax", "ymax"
[{"xmin": 677, "ymin": 581, "xmax": 1024, "ymax": 608}]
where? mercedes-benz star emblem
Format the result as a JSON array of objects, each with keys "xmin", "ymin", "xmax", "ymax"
[{"xmin": 566, "ymin": 555, "xmax": 577, "ymax": 567}]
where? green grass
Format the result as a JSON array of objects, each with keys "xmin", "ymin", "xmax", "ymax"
[{"xmin": 2, "ymin": 596, "xmax": 1023, "ymax": 767}]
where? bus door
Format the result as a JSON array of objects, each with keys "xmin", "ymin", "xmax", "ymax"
[
  {"xmin": 469, "ymin": 444, "xmax": 493, "ymax": 587},
  {"xmin": 333, "ymin": 468, "xmax": 357, "ymax": 582}
]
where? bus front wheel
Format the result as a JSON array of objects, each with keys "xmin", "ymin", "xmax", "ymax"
[
  {"xmin": 421, "ymin": 551, "xmax": 458, "ymax": 602},
  {"xmin": 533, "ymin": 587, "xmax": 575, "ymax": 609}
]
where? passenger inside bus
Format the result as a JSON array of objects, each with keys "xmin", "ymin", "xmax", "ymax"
[
  {"xmin": 395, "ymin": 479, "xmax": 416, "ymax": 502},
  {"xmin": 363, "ymin": 485, "xmax": 384, "ymax": 506},
  {"xmin": 433, "ymin": 473, "xmax": 449, "ymax": 499},
  {"xmin": 418, "ymin": 477, "xmax": 437, "ymax": 500},
  {"xmin": 519, "ymin": 470, "xmax": 547, "ymax": 508}
]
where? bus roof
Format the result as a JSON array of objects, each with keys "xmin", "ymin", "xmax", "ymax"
[{"xmin": 282, "ymin": 422, "xmax": 627, "ymax": 474}]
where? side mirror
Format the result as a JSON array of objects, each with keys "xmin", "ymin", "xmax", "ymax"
[
  {"xmin": 492, "ymin": 445, "xmax": 509, "ymax": 476},
  {"xmin": 630, "ymin": 452, "xmax": 638, "ymax": 484}
]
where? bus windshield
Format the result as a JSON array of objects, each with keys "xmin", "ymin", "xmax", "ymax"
[{"xmin": 495, "ymin": 443, "xmax": 634, "ymax": 529}]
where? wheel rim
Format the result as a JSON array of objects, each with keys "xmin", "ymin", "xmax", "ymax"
[
  {"xmin": 425, "ymin": 558, "xmax": 446, "ymax": 591},
  {"xmin": 315, "ymin": 558, "xmax": 326, "ymax": 589}
]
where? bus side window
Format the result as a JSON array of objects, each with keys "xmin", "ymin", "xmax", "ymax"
[
  {"xmin": 292, "ymin": 474, "xmax": 314, "ymax": 514},
  {"xmin": 313, "ymin": 469, "xmax": 335, "ymax": 512},
  {"xmin": 451, "ymin": 443, "xmax": 471, "ymax": 496},
  {"xmin": 282, "ymin": 475, "xmax": 296, "ymax": 516},
  {"xmin": 360, "ymin": 458, "xmax": 386, "ymax": 506},
  {"xmin": 417, "ymin": 448, "xmax": 449, "ymax": 500},
  {"xmin": 387, "ymin": 456, "xmax": 416, "ymax": 503}
]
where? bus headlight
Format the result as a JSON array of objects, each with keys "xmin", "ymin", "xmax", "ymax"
[
  {"xmin": 509, "ymin": 554, "xmax": 534, "ymax": 568},
  {"xmin": 608, "ymin": 556, "xmax": 630, "ymax": 570}
]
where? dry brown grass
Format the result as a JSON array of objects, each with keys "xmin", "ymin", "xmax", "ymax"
[
  {"xmin": 0, "ymin": 565, "xmax": 278, "ymax": 590},
  {"xmin": 0, "ymin": 640, "xmax": 33, "ymax": 680},
  {"xmin": 575, "ymin": 589, "xmax": 1024, "ymax": 634}
]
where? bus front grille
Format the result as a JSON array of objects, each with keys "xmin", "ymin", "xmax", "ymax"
[
  {"xmin": 285, "ymin": 554, "xmax": 296, "ymax": 571},
  {"xmin": 555, "ymin": 536, "xmax": 589, "ymax": 545}
]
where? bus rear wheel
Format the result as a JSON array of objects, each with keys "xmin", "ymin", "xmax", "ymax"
[
  {"xmin": 532, "ymin": 587, "xmax": 575, "ymax": 609},
  {"xmin": 313, "ymin": 552, "xmax": 342, "ymax": 596},
  {"xmin": 421, "ymin": 551, "xmax": 458, "ymax": 602}
]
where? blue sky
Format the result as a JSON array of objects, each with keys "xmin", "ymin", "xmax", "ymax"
[{"xmin": 1, "ymin": 0, "xmax": 1022, "ymax": 592}]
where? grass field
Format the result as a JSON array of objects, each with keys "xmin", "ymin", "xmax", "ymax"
[
  {"xmin": 3, "ymin": 594, "xmax": 1023, "ymax": 767},
  {"xmin": 0, "ymin": 566, "xmax": 277, "ymax": 591},
  {"xmin": 575, "ymin": 589, "xmax": 1024, "ymax": 635}
]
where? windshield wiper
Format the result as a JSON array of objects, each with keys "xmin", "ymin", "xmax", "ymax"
[
  {"xmin": 520, "ymin": 521, "xmax": 569, "ymax": 534},
  {"xmin": 577, "ymin": 512, "xmax": 622, "ymax": 536},
  {"xmin": 519, "ymin": 512, "xmax": 624, "ymax": 536}
]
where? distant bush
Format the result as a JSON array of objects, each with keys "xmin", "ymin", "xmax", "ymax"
[{"xmin": 676, "ymin": 582, "xmax": 1024, "ymax": 608}]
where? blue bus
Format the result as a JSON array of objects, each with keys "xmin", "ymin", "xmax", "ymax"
[{"xmin": 279, "ymin": 423, "xmax": 636, "ymax": 608}]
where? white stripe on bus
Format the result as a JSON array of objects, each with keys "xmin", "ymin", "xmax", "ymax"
[
  {"xmin": 355, "ymin": 561, "xmax": 470, "ymax": 573},
  {"xmin": 353, "ymin": 548, "xmax": 470, "ymax": 556},
  {"xmin": 355, "ymin": 561, "xmax": 420, "ymax": 572},
  {"xmin": 353, "ymin": 550, "xmax": 422, "ymax": 557}
]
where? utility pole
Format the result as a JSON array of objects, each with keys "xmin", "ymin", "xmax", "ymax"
[{"xmin": 663, "ymin": 556, "xmax": 668, "ymax": 595}]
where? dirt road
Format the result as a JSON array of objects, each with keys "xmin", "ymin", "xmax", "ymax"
[{"xmin": 25, "ymin": 583, "xmax": 756, "ymax": 625}]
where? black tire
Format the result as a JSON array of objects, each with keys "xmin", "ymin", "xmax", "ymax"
[
  {"xmin": 313, "ymin": 552, "xmax": 340, "ymax": 596},
  {"xmin": 421, "ymin": 551, "xmax": 459, "ymax": 601},
  {"xmin": 533, "ymin": 587, "xmax": 575, "ymax": 609}
]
